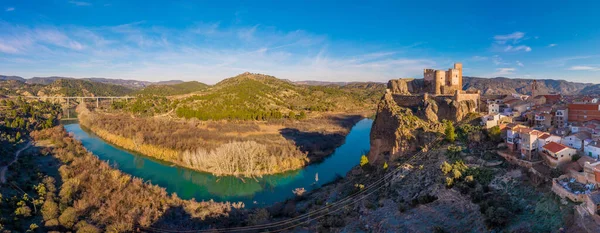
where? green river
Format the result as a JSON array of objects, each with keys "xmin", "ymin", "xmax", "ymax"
[{"xmin": 64, "ymin": 118, "xmax": 372, "ymax": 207}]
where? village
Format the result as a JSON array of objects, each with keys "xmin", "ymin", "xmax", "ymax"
[{"xmin": 480, "ymin": 87, "xmax": 600, "ymax": 229}]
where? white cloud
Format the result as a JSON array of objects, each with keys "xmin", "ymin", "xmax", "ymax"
[
  {"xmin": 548, "ymin": 44, "xmax": 557, "ymax": 47},
  {"xmin": 493, "ymin": 68, "xmax": 516, "ymax": 76},
  {"xmin": 5, "ymin": 7, "xmax": 15, "ymax": 12},
  {"xmin": 494, "ymin": 32, "xmax": 524, "ymax": 44},
  {"xmin": 470, "ymin": 56, "xmax": 488, "ymax": 61},
  {"xmin": 69, "ymin": 1, "xmax": 91, "ymax": 6},
  {"xmin": 504, "ymin": 45, "xmax": 531, "ymax": 52},
  {"xmin": 568, "ymin": 66, "xmax": 600, "ymax": 71},
  {"xmin": 516, "ymin": 61, "xmax": 524, "ymax": 67},
  {"xmin": 0, "ymin": 21, "xmax": 436, "ymax": 83},
  {"xmin": 492, "ymin": 55, "xmax": 508, "ymax": 65},
  {"xmin": 0, "ymin": 42, "xmax": 19, "ymax": 54}
]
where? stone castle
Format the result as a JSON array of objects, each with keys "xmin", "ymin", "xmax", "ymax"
[
  {"xmin": 423, "ymin": 63, "xmax": 463, "ymax": 95},
  {"xmin": 384, "ymin": 62, "xmax": 481, "ymax": 120}
]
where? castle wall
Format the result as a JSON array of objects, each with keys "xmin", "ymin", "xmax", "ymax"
[{"xmin": 391, "ymin": 94, "xmax": 423, "ymax": 108}]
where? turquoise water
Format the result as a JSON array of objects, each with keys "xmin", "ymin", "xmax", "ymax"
[{"xmin": 64, "ymin": 119, "xmax": 372, "ymax": 207}]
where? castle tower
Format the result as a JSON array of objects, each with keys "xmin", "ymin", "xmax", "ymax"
[
  {"xmin": 454, "ymin": 63, "xmax": 463, "ymax": 88},
  {"xmin": 434, "ymin": 70, "xmax": 446, "ymax": 95}
]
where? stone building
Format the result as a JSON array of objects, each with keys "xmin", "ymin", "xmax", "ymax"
[{"xmin": 423, "ymin": 63, "xmax": 463, "ymax": 95}]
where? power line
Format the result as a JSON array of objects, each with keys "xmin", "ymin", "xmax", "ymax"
[{"xmin": 139, "ymin": 134, "xmax": 447, "ymax": 233}]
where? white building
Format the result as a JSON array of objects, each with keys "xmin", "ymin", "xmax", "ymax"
[
  {"xmin": 537, "ymin": 133, "xmax": 563, "ymax": 151},
  {"xmin": 481, "ymin": 113, "xmax": 508, "ymax": 129},
  {"xmin": 488, "ymin": 103, "xmax": 500, "ymax": 115},
  {"xmin": 562, "ymin": 131, "xmax": 592, "ymax": 151},
  {"xmin": 585, "ymin": 140, "xmax": 600, "ymax": 159}
]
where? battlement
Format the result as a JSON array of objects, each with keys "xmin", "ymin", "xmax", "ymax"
[{"xmin": 423, "ymin": 62, "xmax": 463, "ymax": 95}]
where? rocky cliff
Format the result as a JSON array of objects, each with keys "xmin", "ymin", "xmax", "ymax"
[
  {"xmin": 369, "ymin": 90, "xmax": 477, "ymax": 163},
  {"xmin": 368, "ymin": 91, "xmax": 442, "ymax": 163}
]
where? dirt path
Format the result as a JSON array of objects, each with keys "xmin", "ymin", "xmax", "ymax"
[{"xmin": 0, "ymin": 142, "xmax": 32, "ymax": 183}]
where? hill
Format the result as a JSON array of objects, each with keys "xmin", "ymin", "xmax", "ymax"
[
  {"xmin": 40, "ymin": 79, "xmax": 134, "ymax": 96},
  {"xmin": 135, "ymin": 81, "xmax": 209, "ymax": 96},
  {"xmin": 580, "ymin": 84, "xmax": 600, "ymax": 95},
  {"xmin": 462, "ymin": 76, "xmax": 592, "ymax": 95},
  {"xmin": 0, "ymin": 79, "xmax": 134, "ymax": 97},
  {"xmin": 0, "ymin": 75, "xmax": 25, "ymax": 82},
  {"xmin": 174, "ymin": 72, "xmax": 385, "ymax": 120}
]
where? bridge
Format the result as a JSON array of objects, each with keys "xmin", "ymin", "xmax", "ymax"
[{"xmin": 7, "ymin": 96, "xmax": 135, "ymax": 108}]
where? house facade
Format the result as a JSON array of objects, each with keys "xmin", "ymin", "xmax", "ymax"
[
  {"xmin": 563, "ymin": 131, "xmax": 592, "ymax": 151},
  {"xmin": 585, "ymin": 140, "xmax": 600, "ymax": 159},
  {"xmin": 541, "ymin": 142, "xmax": 577, "ymax": 168}
]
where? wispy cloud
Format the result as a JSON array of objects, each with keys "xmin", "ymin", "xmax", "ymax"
[
  {"xmin": 69, "ymin": 1, "xmax": 91, "ymax": 6},
  {"xmin": 492, "ymin": 55, "xmax": 508, "ymax": 65},
  {"xmin": 5, "ymin": 7, "xmax": 15, "ymax": 12},
  {"xmin": 0, "ymin": 21, "xmax": 434, "ymax": 83},
  {"xmin": 494, "ymin": 32, "xmax": 524, "ymax": 44},
  {"xmin": 492, "ymin": 31, "xmax": 531, "ymax": 53},
  {"xmin": 541, "ymin": 55, "xmax": 597, "ymax": 67},
  {"xmin": 568, "ymin": 66, "xmax": 600, "ymax": 71},
  {"xmin": 503, "ymin": 45, "xmax": 531, "ymax": 52},
  {"xmin": 517, "ymin": 61, "xmax": 524, "ymax": 67},
  {"xmin": 493, "ymin": 67, "xmax": 516, "ymax": 76},
  {"xmin": 548, "ymin": 44, "xmax": 557, "ymax": 47},
  {"xmin": 470, "ymin": 56, "xmax": 488, "ymax": 61}
]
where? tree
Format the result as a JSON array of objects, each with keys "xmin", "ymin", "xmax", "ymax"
[
  {"xmin": 488, "ymin": 125, "xmax": 501, "ymax": 142},
  {"xmin": 59, "ymin": 207, "xmax": 78, "ymax": 228},
  {"xmin": 288, "ymin": 111, "xmax": 295, "ymax": 119},
  {"xmin": 360, "ymin": 155, "xmax": 369, "ymax": 167},
  {"xmin": 298, "ymin": 111, "xmax": 307, "ymax": 120},
  {"xmin": 444, "ymin": 121, "xmax": 456, "ymax": 143}
]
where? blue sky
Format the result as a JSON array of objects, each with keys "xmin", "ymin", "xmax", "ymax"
[{"xmin": 1, "ymin": 0, "xmax": 600, "ymax": 84}]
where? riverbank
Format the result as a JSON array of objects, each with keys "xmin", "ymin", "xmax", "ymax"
[{"xmin": 77, "ymin": 104, "xmax": 366, "ymax": 177}]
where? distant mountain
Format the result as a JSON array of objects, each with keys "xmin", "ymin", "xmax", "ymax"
[
  {"xmin": 39, "ymin": 79, "xmax": 135, "ymax": 96},
  {"xmin": 86, "ymin": 78, "xmax": 184, "ymax": 89},
  {"xmin": 580, "ymin": 84, "xmax": 600, "ymax": 95},
  {"xmin": 24, "ymin": 76, "xmax": 185, "ymax": 89},
  {"xmin": 0, "ymin": 79, "xmax": 134, "ymax": 97},
  {"xmin": 135, "ymin": 81, "xmax": 209, "ymax": 96},
  {"xmin": 295, "ymin": 80, "xmax": 386, "ymax": 87},
  {"xmin": 462, "ymin": 76, "xmax": 593, "ymax": 95},
  {"xmin": 0, "ymin": 75, "xmax": 25, "ymax": 82},
  {"xmin": 27, "ymin": 76, "xmax": 68, "ymax": 85}
]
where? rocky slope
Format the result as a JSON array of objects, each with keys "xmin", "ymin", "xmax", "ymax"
[{"xmin": 579, "ymin": 84, "xmax": 600, "ymax": 95}]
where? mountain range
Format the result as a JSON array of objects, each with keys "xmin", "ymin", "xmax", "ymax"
[
  {"xmin": 0, "ymin": 75, "xmax": 184, "ymax": 89},
  {"xmin": 1, "ymin": 74, "xmax": 599, "ymax": 96}
]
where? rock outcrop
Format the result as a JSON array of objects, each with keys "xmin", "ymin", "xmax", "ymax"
[
  {"xmin": 387, "ymin": 78, "xmax": 427, "ymax": 95},
  {"xmin": 368, "ymin": 91, "xmax": 441, "ymax": 163},
  {"xmin": 369, "ymin": 90, "xmax": 478, "ymax": 163}
]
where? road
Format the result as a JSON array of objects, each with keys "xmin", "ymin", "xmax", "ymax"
[{"xmin": 0, "ymin": 142, "xmax": 32, "ymax": 183}]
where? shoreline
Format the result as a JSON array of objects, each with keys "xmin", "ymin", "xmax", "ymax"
[{"xmin": 75, "ymin": 108, "xmax": 368, "ymax": 177}]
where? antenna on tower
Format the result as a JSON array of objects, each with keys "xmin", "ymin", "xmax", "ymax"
[{"xmin": 531, "ymin": 80, "xmax": 537, "ymax": 97}]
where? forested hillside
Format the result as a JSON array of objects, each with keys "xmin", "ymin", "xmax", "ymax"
[
  {"xmin": 175, "ymin": 73, "xmax": 385, "ymax": 121},
  {"xmin": 135, "ymin": 81, "xmax": 209, "ymax": 96},
  {"xmin": 0, "ymin": 79, "xmax": 134, "ymax": 97}
]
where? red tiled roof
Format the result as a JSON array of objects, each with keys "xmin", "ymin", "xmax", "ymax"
[
  {"xmin": 538, "ymin": 133, "xmax": 551, "ymax": 139},
  {"xmin": 543, "ymin": 142, "xmax": 568, "ymax": 154},
  {"xmin": 568, "ymin": 104, "xmax": 600, "ymax": 111},
  {"xmin": 543, "ymin": 94, "xmax": 561, "ymax": 102}
]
